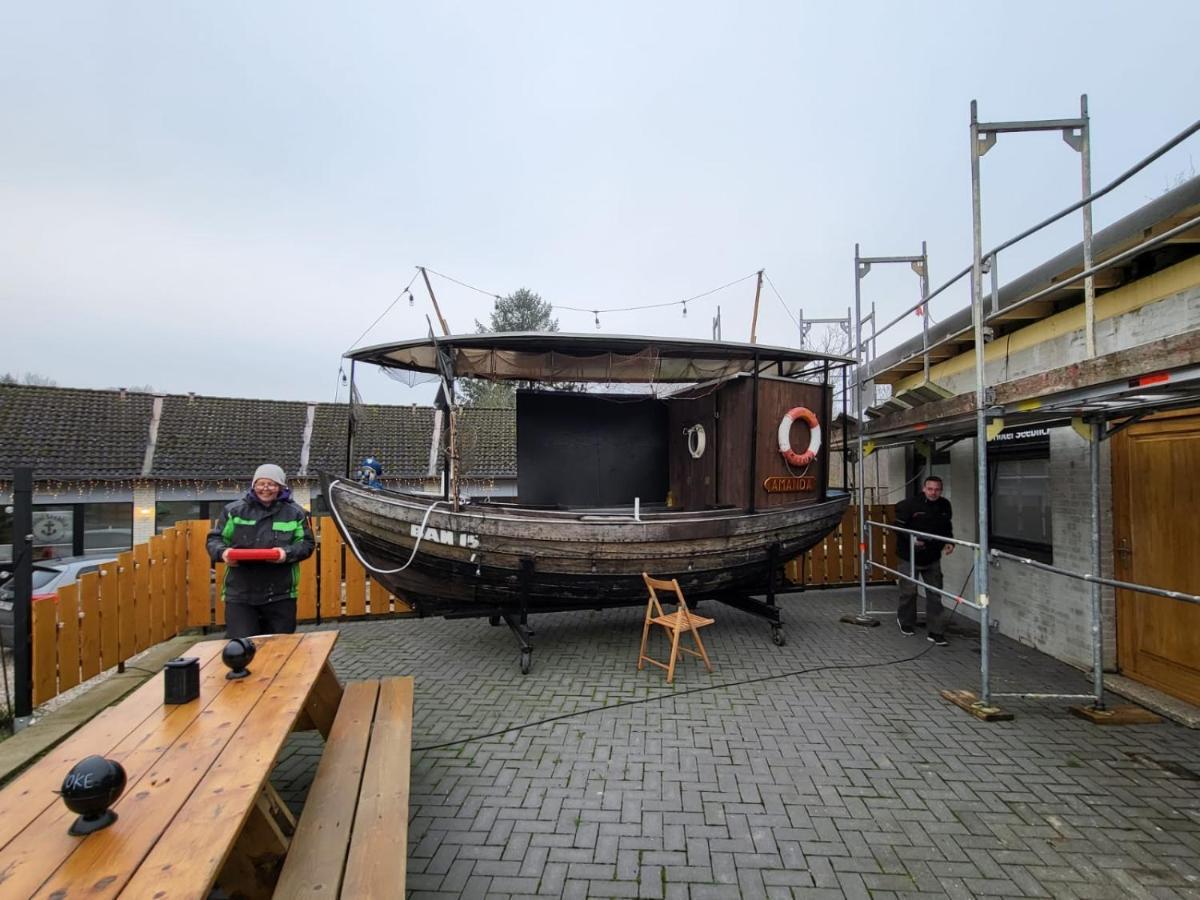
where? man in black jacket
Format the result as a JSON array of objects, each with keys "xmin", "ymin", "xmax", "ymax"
[
  {"xmin": 207, "ymin": 463, "xmax": 315, "ymax": 639},
  {"xmin": 895, "ymin": 475, "xmax": 954, "ymax": 645}
]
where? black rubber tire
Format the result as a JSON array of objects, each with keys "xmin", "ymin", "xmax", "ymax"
[
  {"xmin": 771, "ymin": 626, "xmax": 786, "ymax": 647},
  {"xmin": 520, "ymin": 649, "xmax": 532, "ymax": 674}
]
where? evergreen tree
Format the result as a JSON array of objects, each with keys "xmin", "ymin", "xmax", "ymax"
[{"xmin": 461, "ymin": 288, "xmax": 558, "ymax": 407}]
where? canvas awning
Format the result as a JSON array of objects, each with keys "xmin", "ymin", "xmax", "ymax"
[{"xmin": 346, "ymin": 332, "xmax": 854, "ymax": 384}]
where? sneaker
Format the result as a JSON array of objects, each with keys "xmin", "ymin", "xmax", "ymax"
[
  {"xmin": 927, "ymin": 633, "xmax": 948, "ymax": 646},
  {"xmin": 897, "ymin": 618, "xmax": 915, "ymax": 636}
]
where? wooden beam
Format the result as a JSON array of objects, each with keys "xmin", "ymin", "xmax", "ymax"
[{"xmin": 864, "ymin": 329, "xmax": 1200, "ymax": 435}]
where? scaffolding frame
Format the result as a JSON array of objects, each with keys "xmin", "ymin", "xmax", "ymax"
[{"xmin": 852, "ymin": 96, "xmax": 1200, "ymax": 712}]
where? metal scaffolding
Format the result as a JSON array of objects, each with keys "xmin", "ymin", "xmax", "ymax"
[{"xmin": 851, "ymin": 96, "xmax": 1200, "ymax": 713}]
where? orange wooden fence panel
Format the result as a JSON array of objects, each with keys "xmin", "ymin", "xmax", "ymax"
[
  {"xmin": 117, "ymin": 550, "xmax": 136, "ymax": 663},
  {"xmin": 344, "ymin": 554, "xmax": 367, "ymax": 617},
  {"xmin": 298, "ymin": 554, "xmax": 318, "ymax": 621},
  {"xmin": 57, "ymin": 583, "xmax": 80, "ymax": 694},
  {"xmin": 369, "ymin": 578, "xmax": 390, "ymax": 616},
  {"xmin": 31, "ymin": 598, "xmax": 57, "ymax": 706},
  {"xmin": 187, "ymin": 521, "xmax": 211, "ymax": 628},
  {"xmin": 132, "ymin": 543, "xmax": 150, "ymax": 654},
  {"xmin": 78, "ymin": 571, "xmax": 102, "ymax": 682},
  {"xmin": 786, "ymin": 505, "xmax": 898, "ymax": 588},
  {"xmin": 318, "ymin": 516, "xmax": 343, "ymax": 620},
  {"xmin": 147, "ymin": 535, "xmax": 165, "ymax": 646},
  {"xmin": 99, "ymin": 558, "xmax": 119, "ymax": 670}
]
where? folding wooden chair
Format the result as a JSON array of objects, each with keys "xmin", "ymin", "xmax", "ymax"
[{"xmin": 637, "ymin": 573, "xmax": 714, "ymax": 683}]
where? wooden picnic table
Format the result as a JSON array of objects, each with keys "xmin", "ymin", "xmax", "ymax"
[{"xmin": 0, "ymin": 630, "xmax": 342, "ymax": 899}]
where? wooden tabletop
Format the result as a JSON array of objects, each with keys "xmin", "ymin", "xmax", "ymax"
[{"xmin": 0, "ymin": 630, "xmax": 339, "ymax": 899}]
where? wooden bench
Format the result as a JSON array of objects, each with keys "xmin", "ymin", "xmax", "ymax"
[{"xmin": 274, "ymin": 676, "xmax": 414, "ymax": 898}]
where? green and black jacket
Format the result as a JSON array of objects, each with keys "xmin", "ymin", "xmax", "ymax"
[{"xmin": 206, "ymin": 494, "xmax": 315, "ymax": 605}]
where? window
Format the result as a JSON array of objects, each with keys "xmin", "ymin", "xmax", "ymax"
[
  {"xmin": 988, "ymin": 429, "xmax": 1052, "ymax": 563},
  {"xmin": 83, "ymin": 503, "xmax": 133, "ymax": 556}
]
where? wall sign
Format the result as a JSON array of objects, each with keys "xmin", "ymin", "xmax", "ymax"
[{"xmin": 763, "ymin": 475, "xmax": 816, "ymax": 493}]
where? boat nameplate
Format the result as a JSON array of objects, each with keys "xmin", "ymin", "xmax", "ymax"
[
  {"xmin": 763, "ymin": 475, "xmax": 816, "ymax": 493},
  {"xmin": 410, "ymin": 523, "xmax": 480, "ymax": 548}
]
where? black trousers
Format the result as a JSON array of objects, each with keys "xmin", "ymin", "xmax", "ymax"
[{"xmin": 224, "ymin": 599, "xmax": 298, "ymax": 639}]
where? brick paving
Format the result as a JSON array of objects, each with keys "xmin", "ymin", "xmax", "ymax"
[{"xmin": 272, "ymin": 587, "xmax": 1200, "ymax": 898}]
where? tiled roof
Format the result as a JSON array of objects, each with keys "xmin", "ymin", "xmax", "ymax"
[
  {"xmin": 0, "ymin": 385, "xmax": 155, "ymax": 479},
  {"xmin": 154, "ymin": 394, "xmax": 308, "ymax": 480},
  {"xmin": 308, "ymin": 403, "xmax": 437, "ymax": 479},
  {"xmin": 0, "ymin": 385, "xmax": 518, "ymax": 483}
]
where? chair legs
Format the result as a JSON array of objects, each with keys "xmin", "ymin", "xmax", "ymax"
[{"xmin": 637, "ymin": 613, "xmax": 653, "ymax": 671}]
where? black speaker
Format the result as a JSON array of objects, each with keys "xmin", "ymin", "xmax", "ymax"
[{"xmin": 164, "ymin": 657, "xmax": 200, "ymax": 704}]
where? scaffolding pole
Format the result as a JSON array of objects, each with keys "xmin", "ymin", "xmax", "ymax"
[{"xmin": 851, "ymin": 245, "xmax": 929, "ymax": 625}]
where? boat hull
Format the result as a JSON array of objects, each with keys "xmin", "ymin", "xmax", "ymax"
[{"xmin": 323, "ymin": 476, "xmax": 849, "ymax": 616}]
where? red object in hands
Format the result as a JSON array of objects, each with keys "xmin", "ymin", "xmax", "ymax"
[{"xmin": 225, "ymin": 548, "xmax": 283, "ymax": 562}]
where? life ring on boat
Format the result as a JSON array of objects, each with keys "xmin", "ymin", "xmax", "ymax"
[
  {"xmin": 778, "ymin": 407, "xmax": 821, "ymax": 467},
  {"xmin": 685, "ymin": 424, "xmax": 706, "ymax": 459}
]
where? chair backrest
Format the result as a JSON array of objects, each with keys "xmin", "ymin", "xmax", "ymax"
[{"xmin": 642, "ymin": 573, "xmax": 690, "ymax": 617}]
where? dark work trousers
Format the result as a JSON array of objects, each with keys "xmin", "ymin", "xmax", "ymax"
[
  {"xmin": 224, "ymin": 599, "xmax": 298, "ymax": 639},
  {"xmin": 897, "ymin": 557, "xmax": 947, "ymax": 633}
]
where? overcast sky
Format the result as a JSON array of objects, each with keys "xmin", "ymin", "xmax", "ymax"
[{"xmin": 3, "ymin": 2, "xmax": 1197, "ymax": 404}]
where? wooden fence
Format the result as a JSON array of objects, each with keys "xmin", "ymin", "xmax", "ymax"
[
  {"xmin": 785, "ymin": 504, "xmax": 898, "ymax": 587},
  {"xmin": 30, "ymin": 505, "xmax": 896, "ymax": 705},
  {"xmin": 29, "ymin": 517, "xmax": 410, "ymax": 706}
]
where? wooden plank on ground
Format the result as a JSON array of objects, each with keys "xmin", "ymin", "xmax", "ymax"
[
  {"xmin": 0, "ymin": 640, "xmax": 224, "ymax": 852},
  {"xmin": 0, "ymin": 644, "xmax": 253, "ymax": 897},
  {"xmin": 274, "ymin": 680, "xmax": 380, "ymax": 899},
  {"xmin": 57, "ymin": 583, "xmax": 80, "ymax": 693},
  {"xmin": 32, "ymin": 635, "xmax": 308, "ymax": 899},
  {"xmin": 319, "ymin": 518, "xmax": 343, "ymax": 620},
  {"xmin": 117, "ymin": 633, "xmax": 337, "ymax": 899},
  {"xmin": 116, "ymin": 549, "xmax": 136, "ymax": 662},
  {"xmin": 188, "ymin": 520, "xmax": 212, "ymax": 627},
  {"xmin": 344, "ymin": 554, "xmax": 367, "ymax": 617},
  {"xmin": 78, "ymin": 571, "xmax": 102, "ymax": 681},
  {"xmin": 99, "ymin": 557, "xmax": 119, "ymax": 669},
  {"xmin": 342, "ymin": 676, "xmax": 413, "ymax": 899}
]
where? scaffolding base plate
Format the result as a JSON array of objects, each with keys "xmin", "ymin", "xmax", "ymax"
[
  {"xmin": 940, "ymin": 690, "xmax": 1014, "ymax": 721},
  {"xmin": 839, "ymin": 615, "xmax": 880, "ymax": 627},
  {"xmin": 1068, "ymin": 704, "xmax": 1162, "ymax": 726}
]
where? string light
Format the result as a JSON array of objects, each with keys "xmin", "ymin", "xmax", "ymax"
[
  {"xmin": 682, "ymin": 300, "xmax": 688, "ymax": 318},
  {"xmin": 593, "ymin": 311, "xmax": 600, "ymax": 329},
  {"xmin": 408, "ymin": 290, "xmax": 414, "ymax": 307}
]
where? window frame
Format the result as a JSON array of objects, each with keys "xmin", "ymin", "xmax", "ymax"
[{"xmin": 987, "ymin": 439, "xmax": 1053, "ymax": 564}]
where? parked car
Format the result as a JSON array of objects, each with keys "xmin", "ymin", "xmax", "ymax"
[{"xmin": 0, "ymin": 555, "xmax": 119, "ymax": 647}]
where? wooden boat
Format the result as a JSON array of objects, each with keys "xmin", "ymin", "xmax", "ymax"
[{"xmin": 327, "ymin": 332, "xmax": 852, "ymax": 671}]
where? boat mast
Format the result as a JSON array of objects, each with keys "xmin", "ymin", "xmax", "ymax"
[
  {"xmin": 748, "ymin": 269, "xmax": 764, "ymax": 344},
  {"xmin": 344, "ymin": 359, "xmax": 357, "ymax": 477},
  {"xmin": 419, "ymin": 266, "xmax": 452, "ymax": 337}
]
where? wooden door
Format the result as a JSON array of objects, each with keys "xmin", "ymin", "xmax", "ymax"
[{"xmin": 1111, "ymin": 409, "xmax": 1200, "ymax": 704}]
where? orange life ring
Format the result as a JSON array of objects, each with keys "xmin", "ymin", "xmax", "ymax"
[{"xmin": 777, "ymin": 406, "xmax": 821, "ymax": 467}]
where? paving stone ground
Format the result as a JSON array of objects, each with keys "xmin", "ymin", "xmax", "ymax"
[{"xmin": 272, "ymin": 587, "xmax": 1200, "ymax": 899}]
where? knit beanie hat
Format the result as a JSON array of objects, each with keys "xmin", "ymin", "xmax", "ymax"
[{"xmin": 253, "ymin": 463, "xmax": 288, "ymax": 488}]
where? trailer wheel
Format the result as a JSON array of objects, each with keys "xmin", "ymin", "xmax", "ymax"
[
  {"xmin": 520, "ymin": 649, "xmax": 532, "ymax": 675},
  {"xmin": 489, "ymin": 615, "xmax": 500, "ymax": 626},
  {"xmin": 771, "ymin": 626, "xmax": 786, "ymax": 646}
]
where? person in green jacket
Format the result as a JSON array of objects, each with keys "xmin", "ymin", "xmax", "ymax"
[{"xmin": 207, "ymin": 463, "xmax": 315, "ymax": 639}]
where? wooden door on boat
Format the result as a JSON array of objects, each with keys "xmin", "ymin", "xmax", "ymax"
[{"xmin": 1111, "ymin": 408, "xmax": 1200, "ymax": 705}]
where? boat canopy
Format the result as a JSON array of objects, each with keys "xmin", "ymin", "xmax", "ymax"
[{"xmin": 346, "ymin": 332, "xmax": 854, "ymax": 384}]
